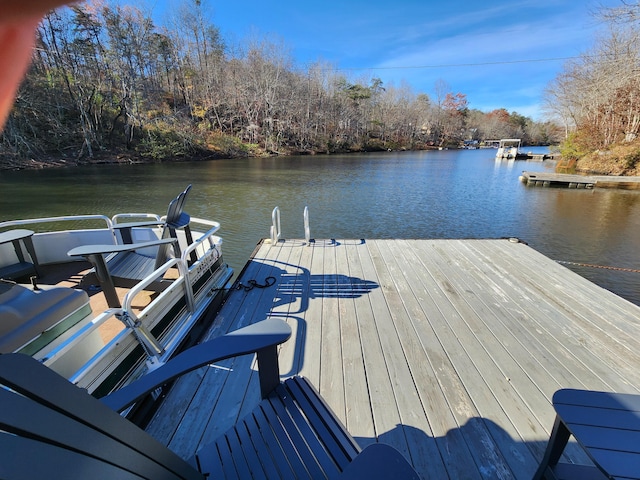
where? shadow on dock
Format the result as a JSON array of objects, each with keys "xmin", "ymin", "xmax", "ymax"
[
  {"xmin": 370, "ymin": 421, "xmax": 562, "ymax": 478},
  {"xmin": 271, "ymin": 262, "xmax": 379, "ymax": 312}
]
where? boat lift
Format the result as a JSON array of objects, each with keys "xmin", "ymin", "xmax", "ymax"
[{"xmin": 496, "ymin": 139, "xmax": 521, "ymax": 159}]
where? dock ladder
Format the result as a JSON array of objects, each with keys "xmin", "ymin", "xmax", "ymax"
[{"xmin": 270, "ymin": 206, "xmax": 312, "ymax": 244}]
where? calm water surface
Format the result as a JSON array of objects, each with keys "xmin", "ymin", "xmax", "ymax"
[{"xmin": 2, "ymin": 148, "xmax": 639, "ymax": 306}]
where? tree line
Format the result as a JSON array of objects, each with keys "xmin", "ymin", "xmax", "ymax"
[
  {"xmin": 1, "ymin": 1, "xmax": 560, "ymax": 168},
  {"xmin": 546, "ymin": 1, "xmax": 640, "ymax": 166}
]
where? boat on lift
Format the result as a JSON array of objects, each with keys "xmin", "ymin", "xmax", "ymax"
[{"xmin": 496, "ymin": 138, "xmax": 521, "ymax": 159}]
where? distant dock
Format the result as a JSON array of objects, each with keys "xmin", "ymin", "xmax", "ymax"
[
  {"xmin": 520, "ymin": 171, "xmax": 640, "ymax": 189},
  {"xmin": 515, "ymin": 152, "xmax": 559, "ymax": 161}
]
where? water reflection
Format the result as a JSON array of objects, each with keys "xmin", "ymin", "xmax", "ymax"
[{"xmin": 1, "ymin": 149, "xmax": 639, "ymax": 305}]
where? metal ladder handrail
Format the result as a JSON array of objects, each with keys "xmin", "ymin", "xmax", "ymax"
[
  {"xmin": 304, "ymin": 206, "xmax": 311, "ymax": 243},
  {"xmin": 271, "ymin": 206, "xmax": 281, "ymax": 244},
  {"xmin": 270, "ymin": 206, "xmax": 311, "ymax": 244}
]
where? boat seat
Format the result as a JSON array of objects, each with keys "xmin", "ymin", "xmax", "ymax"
[
  {"xmin": 0, "ymin": 261, "xmax": 36, "ymax": 281},
  {"xmin": 68, "ymin": 238, "xmax": 177, "ymax": 308},
  {"xmin": 112, "ymin": 184, "xmax": 194, "ymax": 259},
  {"xmin": 105, "ymin": 242, "xmax": 172, "ymax": 281},
  {"xmin": 68, "ymin": 185, "xmax": 194, "ymax": 309},
  {"xmin": 0, "ymin": 281, "xmax": 90, "ymax": 354}
]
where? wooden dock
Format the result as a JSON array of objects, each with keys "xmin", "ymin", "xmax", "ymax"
[
  {"xmin": 520, "ymin": 171, "xmax": 640, "ymax": 189},
  {"xmin": 515, "ymin": 153, "xmax": 558, "ymax": 161},
  {"xmin": 145, "ymin": 238, "xmax": 640, "ymax": 479}
]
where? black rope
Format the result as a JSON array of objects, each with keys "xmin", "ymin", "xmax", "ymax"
[{"xmin": 235, "ymin": 276, "xmax": 277, "ymax": 291}]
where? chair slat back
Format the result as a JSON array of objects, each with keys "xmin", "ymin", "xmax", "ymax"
[
  {"xmin": 0, "ymin": 354, "xmax": 203, "ymax": 480},
  {"xmin": 165, "ymin": 184, "xmax": 192, "ymax": 228},
  {"xmin": 158, "ymin": 184, "xmax": 192, "ymax": 266}
]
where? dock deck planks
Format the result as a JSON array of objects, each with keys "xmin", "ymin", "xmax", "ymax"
[{"xmin": 145, "ymin": 238, "xmax": 640, "ymax": 479}]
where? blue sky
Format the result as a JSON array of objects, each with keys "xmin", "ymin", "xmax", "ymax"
[{"xmin": 143, "ymin": 0, "xmax": 619, "ymax": 120}]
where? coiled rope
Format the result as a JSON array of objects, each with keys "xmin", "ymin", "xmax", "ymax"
[
  {"xmin": 556, "ymin": 260, "xmax": 640, "ymax": 274},
  {"xmin": 235, "ymin": 276, "xmax": 277, "ymax": 291}
]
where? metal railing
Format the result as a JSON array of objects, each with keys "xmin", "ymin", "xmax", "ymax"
[
  {"xmin": 270, "ymin": 206, "xmax": 312, "ymax": 244},
  {"xmin": 0, "ymin": 215, "xmax": 118, "ymax": 243},
  {"xmin": 111, "ymin": 213, "xmax": 162, "ymax": 225},
  {"xmin": 271, "ymin": 206, "xmax": 282, "ymax": 244},
  {"xmin": 304, "ymin": 206, "xmax": 311, "ymax": 243},
  {"xmin": 42, "ymin": 218, "xmax": 225, "ymax": 382}
]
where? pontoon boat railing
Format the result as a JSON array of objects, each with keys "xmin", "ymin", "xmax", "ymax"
[
  {"xmin": 65, "ymin": 309, "xmax": 143, "ymax": 387},
  {"xmin": 10, "ymin": 213, "xmax": 229, "ymax": 386},
  {"xmin": 40, "ymin": 308, "xmax": 118, "ymax": 367},
  {"xmin": 184, "ymin": 217, "xmax": 220, "ymax": 233},
  {"xmin": 111, "ymin": 213, "xmax": 163, "ymax": 224},
  {"xmin": 42, "ymin": 258, "xmax": 184, "ymax": 379},
  {"xmin": 122, "ymin": 257, "xmax": 191, "ymax": 320},
  {"xmin": 0, "ymin": 215, "xmax": 118, "ymax": 243},
  {"xmin": 181, "ymin": 219, "xmax": 221, "ymax": 270}
]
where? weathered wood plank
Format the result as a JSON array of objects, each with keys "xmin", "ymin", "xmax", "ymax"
[
  {"xmin": 353, "ymin": 241, "xmax": 411, "ymax": 457},
  {"xmin": 319, "ymin": 240, "xmax": 346, "ymax": 424},
  {"xmin": 341, "ymin": 241, "xmax": 375, "ymax": 445},
  {"xmin": 457, "ymin": 240, "xmax": 639, "ymax": 390},
  {"xmin": 277, "ymin": 241, "xmax": 314, "ymax": 379},
  {"xmin": 401, "ymin": 239, "xmax": 546, "ymax": 477},
  {"xmin": 294, "ymin": 241, "xmax": 325, "ymax": 385},
  {"xmin": 229, "ymin": 240, "xmax": 298, "ymax": 428},
  {"xmin": 520, "ymin": 171, "xmax": 640, "ymax": 189},
  {"xmin": 411, "ymin": 240, "xmax": 578, "ymax": 472},
  {"xmin": 367, "ymin": 239, "xmax": 469, "ymax": 478},
  {"xmin": 145, "ymin": 238, "xmax": 640, "ymax": 479},
  {"xmin": 393, "ymin": 238, "xmax": 544, "ymax": 477},
  {"xmin": 409, "ymin": 241, "xmax": 573, "ymax": 436},
  {"xmin": 465, "ymin": 240, "xmax": 640, "ymax": 391}
]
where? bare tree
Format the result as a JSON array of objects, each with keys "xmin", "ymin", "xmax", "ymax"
[{"xmin": 545, "ymin": 2, "xmax": 640, "ymax": 149}]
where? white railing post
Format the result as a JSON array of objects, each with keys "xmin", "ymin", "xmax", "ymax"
[
  {"xmin": 304, "ymin": 206, "xmax": 311, "ymax": 243},
  {"xmin": 270, "ymin": 206, "xmax": 281, "ymax": 244}
]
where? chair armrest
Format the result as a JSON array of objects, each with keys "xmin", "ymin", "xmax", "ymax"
[
  {"xmin": 67, "ymin": 238, "xmax": 177, "ymax": 257},
  {"xmin": 100, "ymin": 318, "xmax": 292, "ymax": 412},
  {"xmin": 335, "ymin": 443, "xmax": 420, "ymax": 479}
]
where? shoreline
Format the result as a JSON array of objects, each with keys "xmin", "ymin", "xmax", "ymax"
[{"xmin": 0, "ymin": 145, "xmax": 442, "ymax": 172}]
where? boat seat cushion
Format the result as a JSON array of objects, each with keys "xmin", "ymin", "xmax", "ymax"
[{"xmin": 0, "ymin": 283, "xmax": 90, "ymax": 353}]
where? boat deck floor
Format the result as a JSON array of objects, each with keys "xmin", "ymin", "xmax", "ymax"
[
  {"xmin": 31, "ymin": 261, "xmax": 177, "ymax": 344},
  {"xmin": 144, "ymin": 238, "xmax": 640, "ymax": 479}
]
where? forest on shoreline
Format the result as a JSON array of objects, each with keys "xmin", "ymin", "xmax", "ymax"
[
  {"xmin": 549, "ymin": 2, "xmax": 640, "ymax": 176},
  {"xmin": 0, "ymin": 1, "xmax": 561, "ymax": 171}
]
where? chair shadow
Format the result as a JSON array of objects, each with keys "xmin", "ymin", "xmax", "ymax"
[
  {"xmin": 233, "ymin": 258, "xmax": 379, "ymax": 378},
  {"xmin": 272, "ymin": 265, "xmax": 379, "ymax": 314},
  {"xmin": 365, "ymin": 418, "xmax": 589, "ymax": 479}
]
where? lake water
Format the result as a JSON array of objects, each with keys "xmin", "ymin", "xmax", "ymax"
[{"xmin": 2, "ymin": 148, "xmax": 640, "ymax": 306}]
